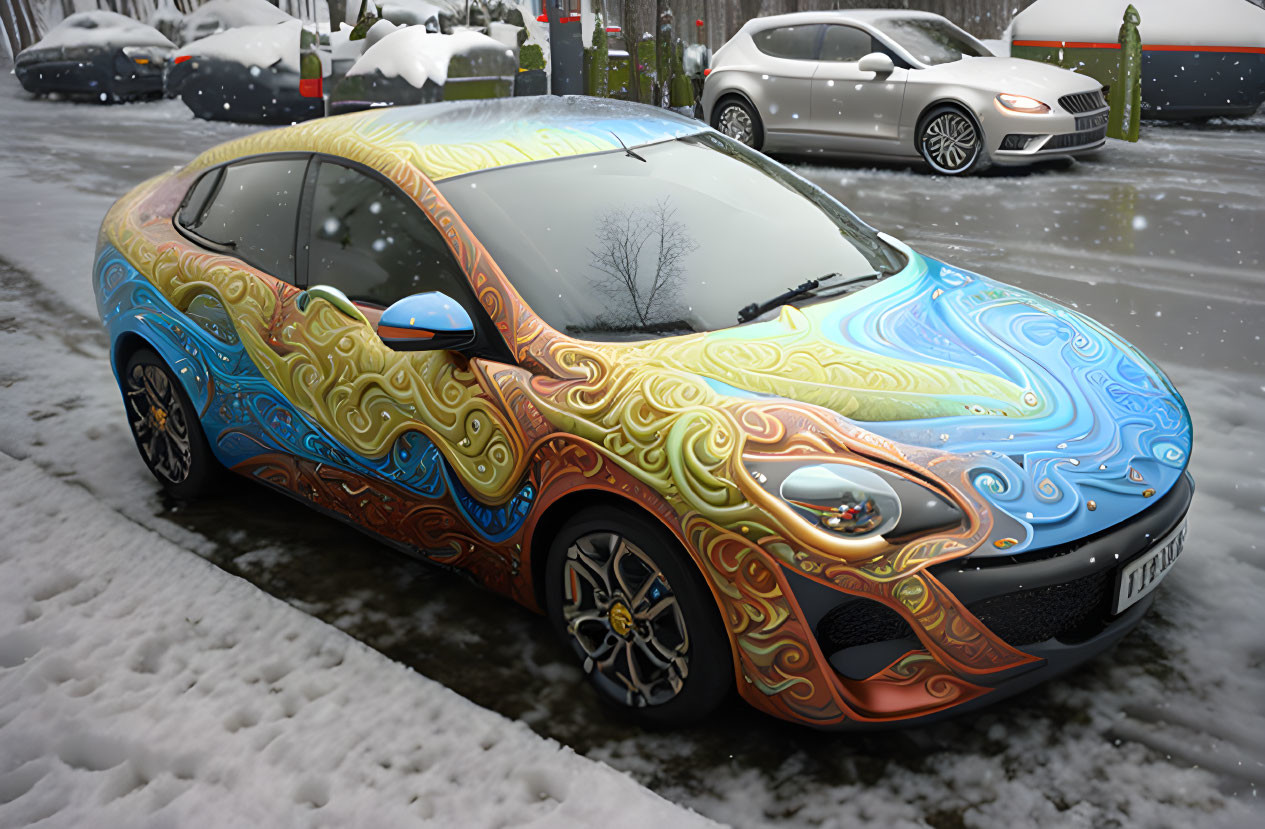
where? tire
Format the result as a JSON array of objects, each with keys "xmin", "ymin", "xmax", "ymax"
[
  {"xmin": 917, "ymin": 104, "xmax": 989, "ymax": 175},
  {"xmin": 544, "ymin": 505, "xmax": 732, "ymax": 726},
  {"xmin": 711, "ymin": 96, "xmax": 764, "ymax": 150},
  {"xmin": 121, "ymin": 348, "xmax": 221, "ymax": 499}
]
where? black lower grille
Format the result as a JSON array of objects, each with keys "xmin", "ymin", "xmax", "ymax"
[
  {"xmin": 1059, "ymin": 89, "xmax": 1107, "ymax": 113},
  {"xmin": 999, "ymin": 133, "xmax": 1036, "ymax": 150},
  {"xmin": 816, "ymin": 569, "xmax": 1114, "ymax": 655},
  {"xmin": 1046, "ymin": 126, "xmax": 1108, "ymax": 149}
]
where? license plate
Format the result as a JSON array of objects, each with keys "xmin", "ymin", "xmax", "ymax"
[{"xmin": 1113, "ymin": 520, "xmax": 1186, "ymax": 614}]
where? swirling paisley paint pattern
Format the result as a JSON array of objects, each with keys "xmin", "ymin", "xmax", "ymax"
[{"xmin": 95, "ymin": 103, "xmax": 1190, "ymax": 727}]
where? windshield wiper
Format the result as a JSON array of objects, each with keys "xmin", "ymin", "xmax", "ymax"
[
  {"xmin": 737, "ymin": 272, "xmax": 883, "ymax": 324},
  {"xmin": 609, "ymin": 130, "xmax": 647, "ymax": 163}
]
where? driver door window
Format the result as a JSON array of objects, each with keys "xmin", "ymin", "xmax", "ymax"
[{"xmin": 304, "ymin": 160, "xmax": 471, "ymax": 319}]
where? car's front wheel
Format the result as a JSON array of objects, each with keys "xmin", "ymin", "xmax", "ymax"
[
  {"xmin": 712, "ymin": 97, "xmax": 764, "ymax": 150},
  {"xmin": 122, "ymin": 348, "xmax": 221, "ymax": 499},
  {"xmin": 918, "ymin": 105, "xmax": 988, "ymax": 175},
  {"xmin": 544, "ymin": 505, "xmax": 732, "ymax": 726}
]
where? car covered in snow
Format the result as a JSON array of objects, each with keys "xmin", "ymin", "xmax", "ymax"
[
  {"xmin": 330, "ymin": 27, "xmax": 518, "ymax": 113},
  {"xmin": 14, "ymin": 11, "xmax": 174, "ymax": 102},
  {"xmin": 166, "ymin": 20, "xmax": 322, "ymax": 124},
  {"xmin": 1011, "ymin": 0, "xmax": 1265, "ymax": 119},
  {"xmin": 176, "ymin": 0, "xmax": 294, "ymax": 46},
  {"xmin": 703, "ymin": 10, "xmax": 1111, "ymax": 175},
  {"xmin": 94, "ymin": 97, "xmax": 1193, "ymax": 729}
]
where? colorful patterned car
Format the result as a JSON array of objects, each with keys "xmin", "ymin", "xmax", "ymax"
[{"xmin": 94, "ymin": 97, "xmax": 1193, "ymax": 728}]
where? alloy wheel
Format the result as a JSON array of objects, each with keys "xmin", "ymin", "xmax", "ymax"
[
  {"xmin": 922, "ymin": 111, "xmax": 979, "ymax": 173},
  {"xmin": 717, "ymin": 103, "xmax": 756, "ymax": 147},
  {"xmin": 560, "ymin": 531, "xmax": 690, "ymax": 708},
  {"xmin": 125, "ymin": 363, "xmax": 193, "ymax": 485}
]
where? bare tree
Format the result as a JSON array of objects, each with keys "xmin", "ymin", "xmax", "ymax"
[{"xmin": 588, "ymin": 198, "xmax": 697, "ymax": 328}]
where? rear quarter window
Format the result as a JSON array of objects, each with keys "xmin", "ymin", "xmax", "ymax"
[{"xmin": 752, "ymin": 25, "xmax": 823, "ymax": 60}]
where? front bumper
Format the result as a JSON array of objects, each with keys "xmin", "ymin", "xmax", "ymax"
[
  {"xmin": 778, "ymin": 471, "xmax": 1192, "ymax": 728},
  {"xmin": 989, "ymin": 107, "xmax": 1111, "ymax": 163}
]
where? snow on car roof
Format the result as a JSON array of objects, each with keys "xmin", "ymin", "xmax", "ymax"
[
  {"xmin": 1012, "ymin": 0, "xmax": 1265, "ymax": 48},
  {"xmin": 346, "ymin": 28, "xmax": 512, "ymax": 89},
  {"xmin": 176, "ymin": 18, "xmax": 303, "ymax": 73},
  {"xmin": 22, "ymin": 10, "xmax": 174, "ymax": 53},
  {"xmin": 187, "ymin": 96, "xmax": 708, "ymax": 182},
  {"xmin": 181, "ymin": 0, "xmax": 295, "ymax": 42}
]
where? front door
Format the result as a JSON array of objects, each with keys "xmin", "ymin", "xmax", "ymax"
[
  {"xmin": 750, "ymin": 23, "xmax": 823, "ymax": 135},
  {"xmin": 810, "ymin": 25, "xmax": 908, "ymax": 143}
]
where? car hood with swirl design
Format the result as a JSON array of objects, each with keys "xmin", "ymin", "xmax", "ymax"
[{"xmin": 632, "ymin": 248, "xmax": 1192, "ymax": 554}]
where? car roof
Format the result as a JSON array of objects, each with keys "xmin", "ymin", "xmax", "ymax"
[
  {"xmin": 742, "ymin": 9, "xmax": 947, "ymax": 28},
  {"xmin": 187, "ymin": 96, "xmax": 709, "ymax": 182}
]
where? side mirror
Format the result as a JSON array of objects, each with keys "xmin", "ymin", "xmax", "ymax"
[
  {"xmin": 377, "ymin": 291, "xmax": 476, "ymax": 351},
  {"xmin": 858, "ymin": 52, "xmax": 894, "ymax": 75}
]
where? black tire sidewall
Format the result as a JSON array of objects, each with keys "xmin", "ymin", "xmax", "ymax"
[
  {"xmin": 122, "ymin": 348, "xmax": 220, "ymax": 500},
  {"xmin": 918, "ymin": 104, "xmax": 986, "ymax": 175},
  {"xmin": 712, "ymin": 96, "xmax": 765, "ymax": 151},
  {"xmin": 544, "ymin": 504, "xmax": 733, "ymax": 727}
]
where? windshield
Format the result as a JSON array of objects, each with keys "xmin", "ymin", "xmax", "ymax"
[
  {"xmin": 873, "ymin": 18, "xmax": 990, "ymax": 66},
  {"xmin": 437, "ymin": 133, "xmax": 904, "ymax": 341}
]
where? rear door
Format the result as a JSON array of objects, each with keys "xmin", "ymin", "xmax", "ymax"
[
  {"xmin": 750, "ymin": 23, "xmax": 823, "ymax": 134},
  {"xmin": 811, "ymin": 25, "xmax": 908, "ymax": 142}
]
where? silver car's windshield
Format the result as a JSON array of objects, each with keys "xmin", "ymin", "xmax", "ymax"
[
  {"xmin": 873, "ymin": 18, "xmax": 990, "ymax": 66},
  {"xmin": 436, "ymin": 133, "xmax": 905, "ymax": 342}
]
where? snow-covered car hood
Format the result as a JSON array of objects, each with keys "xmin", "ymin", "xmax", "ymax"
[
  {"xmin": 914, "ymin": 56, "xmax": 1103, "ymax": 102},
  {"xmin": 629, "ymin": 248, "xmax": 1192, "ymax": 554}
]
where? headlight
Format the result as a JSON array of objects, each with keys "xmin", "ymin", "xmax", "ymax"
[
  {"xmin": 996, "ymin": 93, "xmax": 1050, "ymax": 114},
  {"xmin": 780, "ymin": 464, "xmax": 901, "ymax": 537},
  {"xmin": 746, "ymin": 460, "xmax": 962, "ymax": 540}
]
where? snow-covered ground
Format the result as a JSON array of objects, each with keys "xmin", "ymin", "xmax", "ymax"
[
  {"xmin": 0, "ymin": 454, "xmax": 715, "ymax": 827},
  {"xmin": 0, "ymin": 73, "xmax": 1262, "ymax": 828}
]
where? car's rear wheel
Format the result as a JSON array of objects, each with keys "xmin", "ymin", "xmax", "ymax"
[
  {"xmin": 712, "ymin": 97, "xmax": 764, "ymax": 150},
  {"xmin": 918, "ymin": 105, "xmax": 987, "ymax": 175},
  {"xmin": 122, "ymin": 348, "xmax": 220, "ymax": 499},
  {"xmin": 544, "ymin": 505, "xmax": 732, "ymax": 726}
]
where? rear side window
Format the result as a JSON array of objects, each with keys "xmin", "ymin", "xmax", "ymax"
[
  {"xmin": 819, "ymin": 26, "xmax": 874, "ymax": 62},
  {"xmin": 303, "ymin": 160, "xmax": 471, "ymax": 308},
  {"xmin": 177, "ymin": 157, "xmax": 306, "ymax": 283},
  {"xmin": 752, "ymin": 25, "xmax": 822, "ymax": 60}
]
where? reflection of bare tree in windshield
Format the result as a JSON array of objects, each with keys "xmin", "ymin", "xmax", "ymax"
[{"xmin": 588, "ymin": 198, "xmax": 698, "ymax": 330}]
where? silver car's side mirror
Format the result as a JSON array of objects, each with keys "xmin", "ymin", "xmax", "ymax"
[{"xmin": 858, "ymin": 52, "xmax": 895, "ymax": 75}]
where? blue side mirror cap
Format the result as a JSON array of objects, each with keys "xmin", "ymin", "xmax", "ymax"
[{"xmin": 377, "ymin": 291, "xmax": 476, "ymax": 351}]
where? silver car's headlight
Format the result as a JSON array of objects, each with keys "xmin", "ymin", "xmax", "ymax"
[
  {"xmin": 746, "ymin": 460, "xmax": 961, "ymax": 540},
  {"xmin": 996, "ymin": 93, "xmax": 1050, "ymax": 114}
]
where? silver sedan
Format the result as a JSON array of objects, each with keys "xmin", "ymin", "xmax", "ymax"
[{"xmin": 702, "ymin": 10, "xmax": 1110, "ymax": 175}]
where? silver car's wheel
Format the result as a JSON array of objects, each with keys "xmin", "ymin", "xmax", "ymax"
[
  {"xmin": 713, "ymin": 99, "xmax": 763, "ymax": 150},
  {"xmin": 919, "ymin": 107, "xmax": 983, "ymax": 175}
]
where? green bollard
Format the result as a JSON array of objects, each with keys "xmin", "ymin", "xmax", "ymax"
[{"xmin": 1107, "ymin": 4, "xmax": 1142, "ymax": 142}]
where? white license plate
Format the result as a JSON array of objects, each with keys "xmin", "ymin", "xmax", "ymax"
[{"xmin": 1113, "ymin": 520, "xmax": 1186, "ymax": 614}]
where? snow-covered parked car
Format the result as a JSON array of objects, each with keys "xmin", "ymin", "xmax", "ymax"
[
  {"xmin": 1011, "ymin": 0, "xmax": 1265, "ymax": 119},
  {"xmin": 177, "ymin": 0, "xmax": 294, "ymax": 46},
  {"xmin": 703, "ymin": 9, "xmax": 1111, "ymax": 175},
  {"xmin": 330, "ymin": 28, "xmax": 517, "ymax": 113},
  {"xmin": 167, "ymin": 20, "xmax": 322, "ymax": 124},
  {"xmin": 14, "ymin": 11, "xmax": 174, "ymax": 102}
]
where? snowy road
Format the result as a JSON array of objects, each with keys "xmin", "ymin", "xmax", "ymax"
[{"xmin": 0, "ymin": 77, "xmax": 1262, "ymax": 828}]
